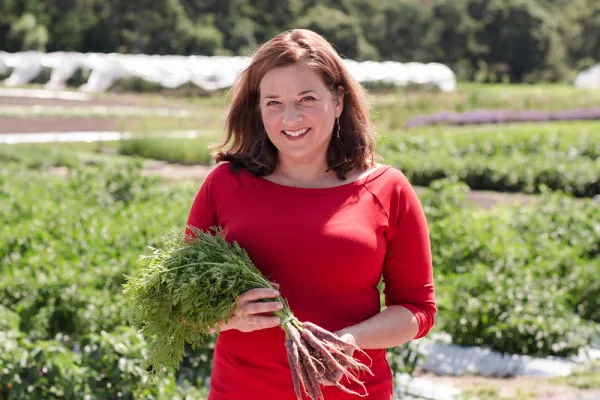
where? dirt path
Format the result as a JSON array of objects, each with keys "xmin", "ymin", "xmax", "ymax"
[
  {"xmin": 0, "ymin": 116, "xmax": 119, "ymax": 133},
  {"xmin": 415, "ymin": 372, "xmax": 600, "ymax": 400},
  {"xmin": 0, "ymin": 92, "xmax": 193, "ymax": 109}
]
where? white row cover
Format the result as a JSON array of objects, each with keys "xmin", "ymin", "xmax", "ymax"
[
  {"xmin": 0, "ymin": 51, "xmax": 457, "ymax": 93},
  {"xmin": 575, "ymin": 64, "xmax": 600, "ymax": 89}
]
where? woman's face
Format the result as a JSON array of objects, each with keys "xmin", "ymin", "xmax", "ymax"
[{"xmin": 259, "ymin": 62, "xmax": 343, "ymax": 166}]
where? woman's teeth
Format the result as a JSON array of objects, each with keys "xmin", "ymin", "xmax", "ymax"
[{"xmin": 283, "ymin": 128, "xmax": 309, "ymax": 137}]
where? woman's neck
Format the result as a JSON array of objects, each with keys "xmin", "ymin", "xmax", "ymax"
[{"xmin": 273, "ymin": 158, "xmax": 336, "ymax": 187}]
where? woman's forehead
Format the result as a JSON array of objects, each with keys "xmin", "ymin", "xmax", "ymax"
[{"xmin": 259, "ymin": 63, "xmax": 327, "ymax": 97}]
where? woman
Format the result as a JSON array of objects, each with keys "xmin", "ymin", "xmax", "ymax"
[{"xmin": 186, "ymin": 29, "xmax": 436, "ymax": 400}]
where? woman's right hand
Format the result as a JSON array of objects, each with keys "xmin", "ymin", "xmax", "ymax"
[{"xmin": 218, "ymin": 285, "xmax": 283, "ymax": 333}]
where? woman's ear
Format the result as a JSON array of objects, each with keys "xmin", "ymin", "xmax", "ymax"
[{"xmin": 335, "ymin": 85, "xmax": 345, "ymax": 117}]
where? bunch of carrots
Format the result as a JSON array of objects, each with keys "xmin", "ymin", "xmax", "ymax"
[
  {"xmin": 282, "ymin": 318, "xmax": 372, "ymax": 399},
  {"xmin": 123, "ymin": 227, "xmax": 372, "ymax": 399}
]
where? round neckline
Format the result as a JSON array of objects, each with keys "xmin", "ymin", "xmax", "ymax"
[{"xmin": 246, "ymin": 164, "xmax": 391, "ymax": 196}]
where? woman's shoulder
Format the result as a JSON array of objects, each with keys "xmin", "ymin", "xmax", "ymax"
[
  {"xmin": 200, "ymin": 162, "xmax": 253, "ymax": 199},
  {"xmin": 363, "ymin": 165, "xmax": 423, "ymax": 228},
  {"xmin": 365, "ymin": 164, "xmax": 412, "ymax": 190},
  {"xmin": 204, "ymin": 162, "xmax": 250, "ymax": 184}
]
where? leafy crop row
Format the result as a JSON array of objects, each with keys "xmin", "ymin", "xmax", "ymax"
[{"xmin": 1, "ymin": 161, "xmax": 598, "ymax": 397}]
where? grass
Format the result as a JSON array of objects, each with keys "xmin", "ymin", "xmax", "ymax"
[
  {"xmin": 2, "ymin": 142, "xmax": 138, "ymax": 169},
  {"xmin": 551, "ymin": 362, "xmax": 600, "ymax": 389},
  {"xmin": 118, "ymin": 136, "xmax": 219, "ymax": 165},
  {"xmin": 459, "ymin": 385, "xmax": 537, "ymax": 400}
]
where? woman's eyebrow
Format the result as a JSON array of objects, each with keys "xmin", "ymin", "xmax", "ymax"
[{"xmin": 262, "ymin": 89, "xmax": 317, "ymax": 99}]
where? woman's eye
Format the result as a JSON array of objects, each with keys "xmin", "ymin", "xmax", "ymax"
[
  {"xmin": 301, "ymin": 96, "xmax": 316, "ymax": 102},
  {"xmin": 266, "ymin": 101, "xmax": 280, "ymax": 106}
]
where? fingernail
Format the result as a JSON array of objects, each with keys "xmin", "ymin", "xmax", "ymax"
[
  {"xmin": 273, "ymin": 290, "xmax": 280, "ymax": 296},
  {"xmin": 275, "ymin": 303, "xmax": 283, "ymax": 309}
]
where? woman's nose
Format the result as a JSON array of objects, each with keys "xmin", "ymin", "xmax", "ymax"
[{"xmin": 283, "ymin": 104, "xmax": 302, "ymax": 125}]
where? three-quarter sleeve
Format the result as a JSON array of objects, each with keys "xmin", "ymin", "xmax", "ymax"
[{"xmin": 382, "ymin": 174, "xmax": 436, "ymax": 339}]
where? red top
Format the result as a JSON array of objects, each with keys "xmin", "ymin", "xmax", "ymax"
[{"xmin": 186, "ymin": 163, "xmax": 436, "ymax": 400}]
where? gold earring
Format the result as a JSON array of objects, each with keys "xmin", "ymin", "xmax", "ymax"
[{"xmin": 336, "ymin": 118, "xmax": 340, "ymax": 138}]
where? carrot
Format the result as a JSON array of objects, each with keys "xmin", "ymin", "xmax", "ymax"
[
  {"xmin": 330, "ymin": 380, "xmax": 369, "ymax": 397},
  {"xmin": 289, "ymin": 327, "xmax": 325, "ymax": 399},
  {"xmin": 301, "ymin": 328, "xmax": 368, "ymax": 394},
  {"xmin": 297, "ymin": 352, "xmax": 313, "ymax": 397},
  {"xmin": 286, "ymin": 338, "xmax": 303, "ymax": 399},
  {"xmin": 303, "ymin": 321, "xmax": 363, "ymax": 353},
  {"xmin": 320, "ymin": 341, "xmax": 373, "ymax": 375},
  {"xmin": 289, "ymin": 327, "xmax": 320, "ymax": 371},
  {"xmin": 302, "ymin": 355, "xmax": 324, "ymax": 400},
  {"xmin": 337, "ymin": 356, "xmax": 373, "ymax": 375},
  {"xmin": 321, "ymin": 366, "xmax": 369, "ymax": 397}
]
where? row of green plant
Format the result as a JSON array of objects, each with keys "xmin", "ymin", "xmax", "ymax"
[
  {"xmin": 387, "ymin": 122, "xmax": 600, "ymax": 160},
  {"xmin": 119, "ymin": 121, "xmax": 600, "ymax": 197},
  {"xmin": 377, "ymin": 122, "xmax": 600, "ymax": 197},
  {"xmin": 118, "ymin": 136, "xmax": 216, "ymax": 165},
  {"xmin": 419, "ymin": 180, "xmax": 599, "ymax": 355},
  {"xmin": 381, "ymin": 149, "xmax": 599, "ymax": 198},
  {"xmin": 1, "ymin": 156, "xmax": 598, "ymax": 397}
]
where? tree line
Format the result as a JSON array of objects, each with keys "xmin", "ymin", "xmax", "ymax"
[{"xmin": 1, "ymin": 0, "xmax": 599, "ymax": 83}]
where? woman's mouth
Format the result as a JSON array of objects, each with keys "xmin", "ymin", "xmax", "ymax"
[{"xmin": 282, "ymin": 128, "xmax": 310, "ymax": 140}]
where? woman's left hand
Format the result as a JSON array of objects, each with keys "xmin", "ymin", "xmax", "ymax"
[{"xmin": 320, "ymin": 331, "xmax": 356, "ymax": 386}]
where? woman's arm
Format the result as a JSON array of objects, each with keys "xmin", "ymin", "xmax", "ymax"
[
  {"xmin": 336, "ymin": 305, "xmax": 419, "ymax": 349},
  {"xmin": 339, "ymin": 172, "xmax": 436, "ymax": 349}
]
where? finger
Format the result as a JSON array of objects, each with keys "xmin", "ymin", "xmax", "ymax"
[
  {"xmin": 246, "ymin": 316, "xmax": 281, "ymax": 329},
  {"xmin": 239, "ymin": 301, "xmax": 283, "ymax": 316},
  {"xmin": 270, "ymin": 282, "xmax": 280, "ymax": 290},
  {"xmin": 238, "ymin": 288, "xmax": 280, "ymax": 302}
]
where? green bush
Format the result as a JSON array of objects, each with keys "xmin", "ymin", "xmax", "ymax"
[
  {"xmin": 0, "ymin": 163, "xmax": 211, "ymax": 397},
  {"xmin": 421, "ymin": 181, "xmax": 600, "ymax": 356},
  {"xmin": 0, "ymin": 329, "xmax": 208, "ymax": 399}
]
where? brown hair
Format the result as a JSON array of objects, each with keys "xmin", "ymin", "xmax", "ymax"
[{"xmin": 214, "ymin": 29, "xmax": 376, "ymax": 180}]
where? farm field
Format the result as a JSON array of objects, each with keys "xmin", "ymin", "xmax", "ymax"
[{"xmin": 1, "ymin": 83, "xmax": 599, "ymax": 400}]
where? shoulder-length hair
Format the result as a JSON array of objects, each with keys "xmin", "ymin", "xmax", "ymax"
[{"xmin": 214, "ymin": 29, "xmax": 376, "ymax": 180}]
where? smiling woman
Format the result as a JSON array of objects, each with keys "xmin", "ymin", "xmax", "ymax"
[
  {"xmin": 259, "ymin": 63, "xmax": 345, "ymax": 186},
  {"xmin": 215, "ymin": 29, "xmax": 376, "ymax": 186},
  {"xmin": 186, "ymin": 29, "xmax": 436, "ymax": 400}
]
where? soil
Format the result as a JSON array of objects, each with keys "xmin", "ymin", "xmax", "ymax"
[
  {"xmin": 0, "ymin": 116, "xmax": 119, "ymax": 133},
  {"xmin": 0, "ymin": 92, "xmax": 193, "ymax": 109},
  {"xmin": 414, "ymin": 372, "xmax": 600, "ymax": 400},
  {"xmin": 0, "ymin": 91, "xmax": 199, "ymax": 134}
]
